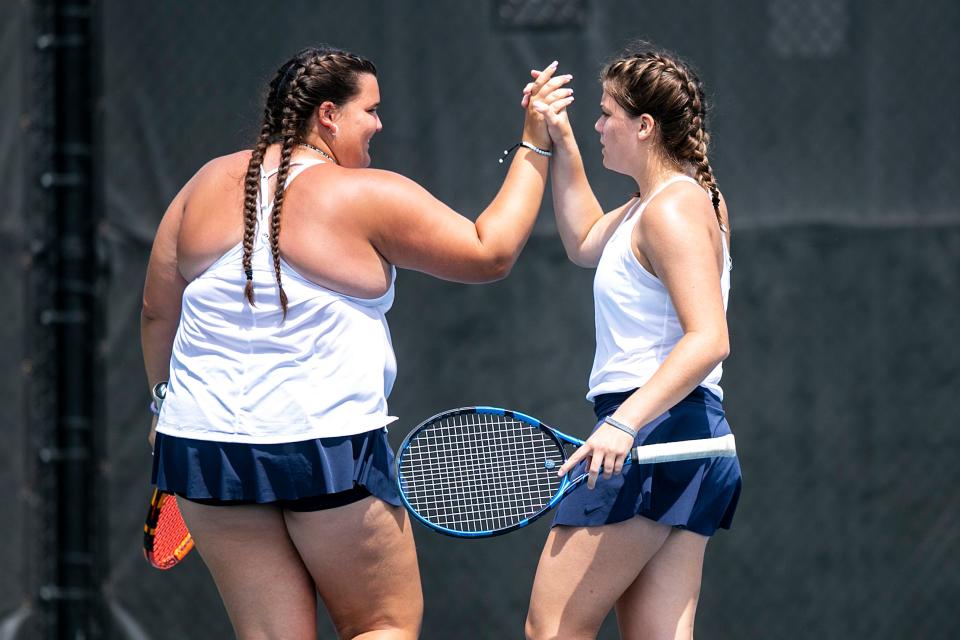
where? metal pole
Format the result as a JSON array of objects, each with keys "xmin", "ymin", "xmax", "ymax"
[{"xmin": 32, "ymin": 0, "xmax": 102, "ymax": 637}]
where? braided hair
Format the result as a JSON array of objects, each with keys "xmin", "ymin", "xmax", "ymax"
[
  {"xmin": 241, "ymin": 46, "xmax": 376, "ymax": 317},
  {"xmin": 602, "ymin": 42, "xmax": 724, "ymax": 229}
]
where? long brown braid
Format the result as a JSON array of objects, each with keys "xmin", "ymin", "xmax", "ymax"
[
  {"xmin": 239, "ymin": 46, "xmax": 376, "ymax": 317},
  {"xmin": 602, "ymin": 43, "xmax": 725, "ymax": 230}
]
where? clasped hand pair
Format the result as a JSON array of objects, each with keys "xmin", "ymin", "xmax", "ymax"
[{"xmin": 520, "ymin": 61, "xmax": 575, "ymax": 151}]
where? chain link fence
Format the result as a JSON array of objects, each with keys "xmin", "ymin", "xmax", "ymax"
[{"xmin": 3, "ymin": 0, "xmax": 958, "ymax": 638}]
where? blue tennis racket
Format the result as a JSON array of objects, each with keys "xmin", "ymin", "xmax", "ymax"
[{"xmin": 395, "ymin": 406, "xmax": 736, "ymax": 538}]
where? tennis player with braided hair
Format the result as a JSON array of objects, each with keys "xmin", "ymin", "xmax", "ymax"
[
  {"xmin": 521, "ymin": 42, "xmax": 742, "ymax": 639},
  {"xmin": 141, "ymin": 45, "xmax": 572, "ymax": 639}
]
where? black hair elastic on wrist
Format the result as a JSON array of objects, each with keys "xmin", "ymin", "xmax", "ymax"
[{"xmin": 499, "ymin": 141, "xmax": 553, "ymax": 163}]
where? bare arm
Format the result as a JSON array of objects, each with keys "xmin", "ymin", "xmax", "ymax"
[
  {"xmin": 362, "ymin": 63, "xmax": 574, "ymax": 282},
  {"xmin": 362, "ymin": 154, "xmax": 543, "ymax": 283},
  {"xmin": 530, "ymin": 77, "xmax": 633, "ymax": 267},
  {"xmin": 609, "ymin": 191, "xmax": 730, "ymax": 428},
  {"xmin": 141, "ymin": 178, "xmax": 191, "ymax": 442},
  {"xmin": 558, "ymin": 189, "xmax": 729, "ymax": 485}
]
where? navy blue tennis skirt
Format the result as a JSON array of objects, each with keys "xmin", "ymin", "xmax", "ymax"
[
  {"xmin": 151, "ymin": 427, "xmax": 401, "ymax": 508},
  {"xmin": 552, "ymin": 387, "xmax": 741, "ymax": 536}
]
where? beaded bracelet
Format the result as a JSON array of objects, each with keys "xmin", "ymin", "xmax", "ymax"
[
  {"xmin": 149, "ymin": 401, "xmax": 160, "ymax": 416},
  {"xmin": 603, "ymin": 415, "xmax": 638, "ymax": 439},
  {"xmin": 499, "ymin": 141, "xmax": 553, "ymax": 163}
]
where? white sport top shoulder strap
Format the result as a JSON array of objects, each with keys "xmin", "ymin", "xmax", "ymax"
[
  {"xmin": 588, "ymin": 173, "xmax": 730, "ymax": 402},
  {"xmin": 258, "ymin": 158, "xmax": 328, "ymax": 217}
]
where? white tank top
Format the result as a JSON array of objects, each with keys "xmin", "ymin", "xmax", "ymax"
[
  {"xmin": 156, "ymin": 159, "xmax": 398, "ymax": 443},
  {"xmin": 587, "ymin": 175, "xmax": 731, "ymax": 401}
]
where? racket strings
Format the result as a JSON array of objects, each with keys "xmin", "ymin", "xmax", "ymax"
[
  {"xmin": 147, "ymin": 493, "xmax": 194, "ymax": 569},
  {"xmin": 399, "ymin": 412, "xmax": 565, "ymax": 533}
]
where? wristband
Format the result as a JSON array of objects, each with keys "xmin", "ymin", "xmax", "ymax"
[
  {"xmin": 603, "ymin": 415, "xmax": 638, "ymax": 439},
  {"xmin": 151, "ymin": 381, "xmax": 168, "ymax": 414}
]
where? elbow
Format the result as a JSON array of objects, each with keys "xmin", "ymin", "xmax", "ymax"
[
  {"xmin": 467, "ymin": 247, "xmax": 515, "ymax": 283},
  {"xmin": 564, "ymin": 243, "xmax": 599, "ymax": 269},
  {"xmin": 689, "ymin": 330, "xmax": 729, "ymax": 369},
  {"xmin": 141, "ymin": 297, "xmax": 161, "ymax": 323},
  {"xmin": 447, "ymin": 256, "xmax": 513, "ymax": 284},
  {"xmin": 712, "ymin": 335, "xmax": 730, "ymax": 365},
  {"xmin": 489, "ymin": 251, "xmax": 516, "ymax": 280},
  {"xmin": 716, "ymin": 343, "xmax": 730, "ymax": 365},
  {"xmin": 141, "ymin": 296, "xmax": 178, "ymax": 326},
  {"xmin": 479, "ymin": 255, "xmax": 513, "ymax": 282},
  {"xmin": 569, "ymin": 252, "xmax": 594, "ymax": 269}
]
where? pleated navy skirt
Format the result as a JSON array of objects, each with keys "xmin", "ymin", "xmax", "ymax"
[
  {"xmin": 552, "ymin": 387, "xmax": 741, "ymax": 536},
  {"xmin": 151, "ymin": 427, "xmax": 401, "ymax": 508}
]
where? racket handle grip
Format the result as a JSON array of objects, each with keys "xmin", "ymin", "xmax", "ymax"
[{"xmin": 629, "ymin": 434, "xmax": 737, "ymax": 465}]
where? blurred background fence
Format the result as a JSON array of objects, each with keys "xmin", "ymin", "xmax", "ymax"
[{"xmin": 2, "ymin": 0, "xmax": 958, "ymax": 638}]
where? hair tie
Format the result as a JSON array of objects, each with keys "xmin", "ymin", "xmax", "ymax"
[
  {"xmin": 245, "ymin": 268, "xmax": 254, "ymax": 280},
  {"xmin": 499, "ymin": 141, "xmax": 552, "ymax": 164}
]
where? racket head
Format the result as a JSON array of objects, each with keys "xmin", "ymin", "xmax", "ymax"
[
  {"xmin": 395, "ymin": 406, "xmax": 574, "ymax": 538},
  {"xmin": 143, "ymin": 488, "xmax": 194, "ymax": 570}
]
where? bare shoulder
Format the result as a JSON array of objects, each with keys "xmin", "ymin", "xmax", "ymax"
[
  {"xmin": 175, "ymin": 151, "xmax": 249, "ymax": 233},
  {"xmin": 293, "ymin": 165, "xmax": 436, "ymax": 211},
  {"xmin": 198, "ymin": 149, "xmax": 252, "ymax": 175},
  {"xmin": 341, "ymin": 167, "xmax": 429, "ymax": 201},
  {"xmin": 640, "ymin": 181, "xmax": 718, "ymax": 240},
  {"xmin": 181, "ymin": 150, "xmax": 251, "ymax": 197}
]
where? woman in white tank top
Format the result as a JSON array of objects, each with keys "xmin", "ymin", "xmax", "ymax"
[
  {"xmin": 523, "ymin": 42, "xmax": 742, "ymax": 639},
  {"xmin": 141, "ymin": 46, "xmax": 575, "ymax": 639}
]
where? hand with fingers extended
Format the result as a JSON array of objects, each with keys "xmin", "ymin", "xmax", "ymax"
[
  {"xmin": 520, "ymin": 61, "xmax": 575, "ymax": 151},
  {"xmin": 522, "ymin": 65, "xmax": 575, "ymax": 147},
  {"xmin": 557, "ymin": 421, "xmax": 636, "ymax": 490}
]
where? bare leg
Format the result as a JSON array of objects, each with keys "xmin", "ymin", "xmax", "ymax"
[
  {"xmin": 284, "ymin": 497, "xmax": 423, "ymax": 640},
  {"xmin": 614, "ymin": 529, "xmax": 707, "ymax": 640},
  {"xmin": 178, "ymin": 500, "xmax": 319, "ymax": 640},
  {"xmin": 525, "ymin": 516, "xmax": 672, "ymax": 640}
]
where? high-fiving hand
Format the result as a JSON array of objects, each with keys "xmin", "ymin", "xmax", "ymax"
[
  {"xmin": 522, "ymin": 65, "xmax": 575, "ymax": 145},
  {"xmin": 520, "ymin": 62, "xmax": 575, "ymax": 149}
]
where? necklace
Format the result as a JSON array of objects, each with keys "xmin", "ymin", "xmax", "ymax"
[{"xmin": 298, "ymin": 142, "xmax": 337, "ymax": 164}]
